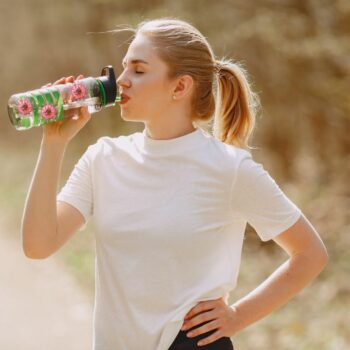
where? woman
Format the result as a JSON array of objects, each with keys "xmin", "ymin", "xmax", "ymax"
[{"xmin": 22, "ymin": 18, "xmax": 328, "ymax": 350}]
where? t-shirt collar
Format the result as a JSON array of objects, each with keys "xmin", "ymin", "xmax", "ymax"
[{"xmin": 137, "ymin": 127, "xmax": 205, "ymax": 155}]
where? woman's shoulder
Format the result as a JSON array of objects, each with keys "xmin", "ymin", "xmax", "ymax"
[
  {"xmin": 83, "ymin": 133, "xmax": 137, "ymax": 158},
  {"xmin": 203, "ymin": 131, "xmax": 252, "ymax": 163}
]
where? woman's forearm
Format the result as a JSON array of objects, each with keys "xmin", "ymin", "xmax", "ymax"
[
  {"xmin": 230, "ymin": 252, "xmax": 328, "ymax": 333},
  {"xmin": 21, "ymin": 137, "xmax": 67, "ymax": 258}
]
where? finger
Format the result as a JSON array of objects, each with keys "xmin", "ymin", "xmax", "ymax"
[
  {"xmin": 185, "ymin": 319, "xmax": 218, "ymax": 337},
  {"xmin": 185, "ymin": 300, "xmax": 218, "ymax": 320},
  {"xmin": 196, "ymin": 329, "xmax": 223, "ymax": 347},
  {"xmin": 65, "ymin": 75, "xmax": 75, "ymax": 83},
  {"xmin": 65, "ymin": 105, "xmax": 85, "ymax": 118},
  {"xmin": 79, "ymin": 106, "xmax": 91, "ymax": 120},
  {"xmin": 70, "ymin": 107, "xmax": 91, "ymax": 126},
  {"xmin": 41, "ymin": 83, "xmax": 52, "ymax": 88},
  {"xmin": 76, "ymin": 74, "xmax": 84, "ymax": 80},
  {"xmin": 64, "ymin": 109, "xmax": 80, "ymax": 119},
  {"xmin": 73, "ymin": 107, "xmax": 91, "ymax": 121},
  {"xmin": 53, "ymin": 77, "xmax": 66, "ymax": 85},
  {"xmin": 81, "ymin": 106, "xmax": 89, "ymax": 114},
  {"xmin": 183, "ymin": 310, "xmax": 218, "ymax": 331}
]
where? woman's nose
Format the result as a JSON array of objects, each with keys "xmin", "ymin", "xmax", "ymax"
[{"xmin": 116, "ymin": 72, "xmax": 131, "ymax": 88}]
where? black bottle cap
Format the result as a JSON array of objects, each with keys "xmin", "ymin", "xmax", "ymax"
[{"xmin": 97, "ymin": 65, "xmax": 117, "ymax": 107}]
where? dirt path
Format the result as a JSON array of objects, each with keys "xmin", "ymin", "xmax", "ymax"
[{"xmin": 0, "ymin": 233, "xmax": 93, "ymax": 349}]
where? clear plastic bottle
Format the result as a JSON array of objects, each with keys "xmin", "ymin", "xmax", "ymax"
[{"xmin": 7, "ymin": 65, "xmax": 121, "ymax": 130}]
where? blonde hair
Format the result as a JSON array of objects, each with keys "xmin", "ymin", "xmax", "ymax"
[{"xmin": 111, "ymin": 17, "xmax": 260, "ymax": 150}]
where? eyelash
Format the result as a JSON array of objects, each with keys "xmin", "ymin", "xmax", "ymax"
[{"xmin": 122, "ymin": 66, "xmax": 144, "ymax": 74}]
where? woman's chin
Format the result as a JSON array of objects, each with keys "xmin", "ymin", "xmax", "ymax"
[
  {"xmin": 120, "ymin": 111, "xmax": 143, "ymax": 122},
  {"xmin": 120, "ymin": 114, "xmax": 132, "ymax": 121}
]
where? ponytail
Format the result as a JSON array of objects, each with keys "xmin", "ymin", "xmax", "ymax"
[
  {"xmin": 109, "ymin": 18, "xmax": 260, "ymax": 150},
  {"xmin": 212, "ymin": 58, "xmax": 260, "ymax": 150}
]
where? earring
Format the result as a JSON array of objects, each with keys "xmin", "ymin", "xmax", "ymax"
[{"xmin": 172, "ymin": 95, "xmax": 176, "ymax": 100}]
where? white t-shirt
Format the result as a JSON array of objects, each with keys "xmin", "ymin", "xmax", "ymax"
[{"xmin": 57, "ymin": 127, "xmax": 301, "ymax": 350}]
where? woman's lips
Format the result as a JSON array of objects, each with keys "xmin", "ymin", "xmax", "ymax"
[{"xmin": 119, "ymin": 93, "xmax": 130, "ymax": 105}]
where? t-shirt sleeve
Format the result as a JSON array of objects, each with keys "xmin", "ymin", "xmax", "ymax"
[
  {"xmin": 56, "ymin": 146, "xmax": 94, "ymax": 230},
  {"xmin": 230, "ymin": 151, "xmax": 302, "ymax": 241}
]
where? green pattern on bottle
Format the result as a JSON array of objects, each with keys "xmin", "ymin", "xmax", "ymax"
[
  {"xmin": 27, "ymin": 94, "xmax": 40, "ymax": 126},
  {"xmin": 30, "ymin": 91, "xmax": 45, "ymax": 126},
  {"xmin": 51, "ymin": 89, "xmax": 64, "ymax": 121},
  {"xmin": 42, "ymin": 89, "xmax": 60, "ymax": 124},
  {"xmin": 19, "ymin": 116, "xmax": 31, "ymax": 128},
  {"xmin": 27, "ymin": 88, "xmax": 63, "ymax": 126},
  {"xmin": 96, "ymin": 79, "xmax": 106, "ymax": 106}
]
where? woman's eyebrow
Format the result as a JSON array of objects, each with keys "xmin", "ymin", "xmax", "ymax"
[{"xmin": 122, "ymin": 59, "xmax": 149, "ymax": 67}]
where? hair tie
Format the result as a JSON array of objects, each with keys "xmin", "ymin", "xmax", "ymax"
[{"xmin": 214, "ymin": 60, "xmax": 223, "ymax": 75}]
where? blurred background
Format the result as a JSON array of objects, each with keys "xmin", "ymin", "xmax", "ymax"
[{"xmin": 0, "ymin": 0, "xmax": 349, "ymax": 349}]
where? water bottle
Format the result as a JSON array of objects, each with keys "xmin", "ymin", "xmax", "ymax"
[{"xmin": 7, "ymin": 65, "xmax": 121, "ymax": 130}]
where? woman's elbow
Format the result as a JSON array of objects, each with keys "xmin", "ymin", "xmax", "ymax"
[
  {"xmin": 316, "ymin": 244, "xmax": 329, "ymax": 269},
  {"xmin": 303, "ymin": 244, "xmax": 329, "ymax": 274},
  {"xmin": 23, "ymin": 245, "xmax": 52, "ymax": 259}
]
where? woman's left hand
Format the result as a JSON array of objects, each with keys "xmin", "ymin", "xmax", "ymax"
[{"xmin": 181, "ymin": 296, "xmax": 240, "ymax": 347}]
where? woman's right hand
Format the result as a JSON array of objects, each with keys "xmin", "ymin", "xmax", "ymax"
[{"xmin": 41, "ymin": 75, "xmax": 91, "ymax": 144}]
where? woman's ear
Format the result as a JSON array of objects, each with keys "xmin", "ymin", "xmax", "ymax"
[{"xmin": 172, "ymin": 74, "xmax": 194, "ymax": 100}]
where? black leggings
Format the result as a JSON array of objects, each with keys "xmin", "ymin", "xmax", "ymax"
[{"xmin": 168, "ymin": 319, "xmax": 234, "ymax": 350}]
